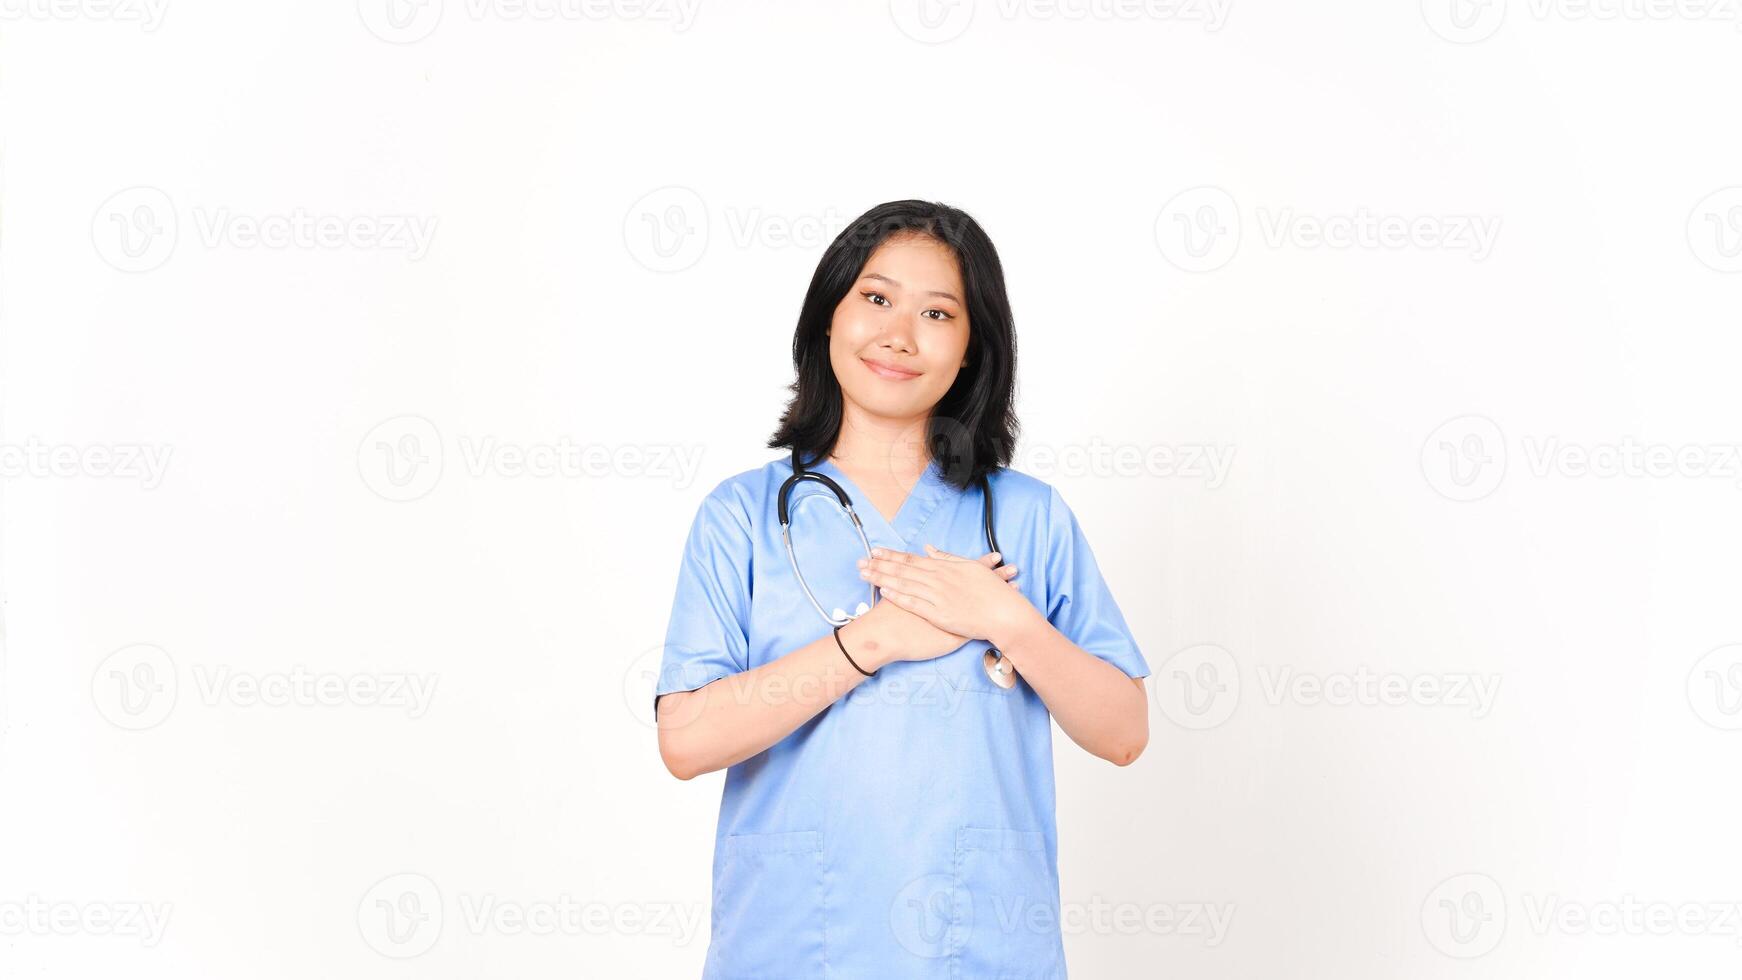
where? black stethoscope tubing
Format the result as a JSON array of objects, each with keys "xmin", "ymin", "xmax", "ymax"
[{"xmin": 778, "ymin": 448, "xmax": 1017, "ymax": 687}]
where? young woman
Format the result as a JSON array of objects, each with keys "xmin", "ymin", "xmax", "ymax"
[{"xmin": 654, "ymin": 200, "xmax": 1150, "ymax": 978}]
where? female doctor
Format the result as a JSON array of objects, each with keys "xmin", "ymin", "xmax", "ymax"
[{"xmin": 654, "ymin": 200, "xmax": 1151, "ymax": 979}]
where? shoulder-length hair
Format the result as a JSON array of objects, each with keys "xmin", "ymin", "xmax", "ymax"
[{"xmin": 767, "ymin": 199, "xmax": 1020, "ymax": 491}]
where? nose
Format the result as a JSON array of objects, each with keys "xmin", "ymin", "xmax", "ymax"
[{"xmin": 877, "ymin": 316, "xmax": 916, "ymax": 354}]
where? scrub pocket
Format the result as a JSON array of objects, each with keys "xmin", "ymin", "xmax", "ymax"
[
  {"xmin": 951, "ymin": 827, "xmax": 1066, "ymax": 979},
  {"xmin": 709, "ymin": 830, "xmax": 825, "ymax": 979}
]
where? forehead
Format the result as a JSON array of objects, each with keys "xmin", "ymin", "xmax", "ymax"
[{"xmin": 860, "ymin": 234, "xmax": 963, "ymax": 292}]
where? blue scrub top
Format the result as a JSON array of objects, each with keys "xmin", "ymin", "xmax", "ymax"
[{"xmin": 655, "ymin": 453, "xmax": 1150, "ymax": 979}]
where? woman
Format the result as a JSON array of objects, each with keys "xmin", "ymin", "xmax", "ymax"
[{"xmin": 654, "ymin": 200, "xmax": 1150, "ymax": 979}]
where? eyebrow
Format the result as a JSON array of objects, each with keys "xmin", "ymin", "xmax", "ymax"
[{"xmin": 861, "ymin": 273, "xmax": 961, "ymax": 305}]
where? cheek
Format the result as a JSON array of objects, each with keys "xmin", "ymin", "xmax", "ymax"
[{"xmin": 829, "ymin": 303, "xmax": 876, "ymax": 349}]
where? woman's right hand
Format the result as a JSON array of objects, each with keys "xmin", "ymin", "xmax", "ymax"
[{"xmin": 850, "ymin": 553, "xmax": 1018, "ymax": 666}]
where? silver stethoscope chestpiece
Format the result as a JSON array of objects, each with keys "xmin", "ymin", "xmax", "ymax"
[
  {"xmin": 982, "ymin": 648, "xmax": 1018, "ymax": 689},
  {"xmin": 786, "ymin": 450, "xmax": 1013, "ymax": 687}
]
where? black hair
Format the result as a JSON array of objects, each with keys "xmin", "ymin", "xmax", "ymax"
[{"xmin": 767, "ymin": 199, "xmax": 1019, "ymax": 491}]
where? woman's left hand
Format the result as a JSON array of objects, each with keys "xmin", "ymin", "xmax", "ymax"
[{"xmin": 858, "ymin": 544, "xmax": 1039, "ymax": 645}]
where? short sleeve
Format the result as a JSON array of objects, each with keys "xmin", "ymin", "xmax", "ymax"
[
  {"xmin": 653, "ymin": 483, "xmax": 753, "ymax": 712},
  {"xmin": 1042, "ymin": 485, "xmax": 1151, "ymax": 680}
]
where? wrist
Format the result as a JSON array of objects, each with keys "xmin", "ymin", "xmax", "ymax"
[
  {"xmin": 990, "ymin": 603, "xmax": 1049, "ymax": 653},
  {"xmin": 838, "ymin": 614, "xmax": 901, "ymax": 672}
]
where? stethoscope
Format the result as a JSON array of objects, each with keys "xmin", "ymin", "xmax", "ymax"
[{"xmin": 778, "ymin": 448, "xmax": 1019, "ymax": 689}]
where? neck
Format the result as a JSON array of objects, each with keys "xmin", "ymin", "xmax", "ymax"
[{"xmin": 829, "ymin": 404, "xmax": 931, "ymax": 479}]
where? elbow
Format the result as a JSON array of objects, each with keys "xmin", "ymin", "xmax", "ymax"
[
  {"xmin": 658, "ymin": 731, "xmax": 708, "ymax": 781},
  {"xmin": 660, "ymin": 739, "xmax": 710, "ymax": 781},
  {"xmin": 1109, "ymin": 680, "xmax": 1149, "ymax": 766},
  {"xmin": 664, "ymin": 754, "xmax": 701, "ymax": 781},
  {"xmin": 1109, "ymin": 710, "xmax": 1149, "ymax": 767},
  {"xmin": 655, "ymin": 686, "xmax": 726, "ymax": 780},
  {"xmin": 656, "ymin": 697, "xmax": 702, "ymax": 780}
]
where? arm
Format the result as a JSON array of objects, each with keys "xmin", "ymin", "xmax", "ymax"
[
  {"xmin": 861, "ymin": 537, "xmax": 1151, "ymax": 767},
  {"xmin": 991, "ymin": 608, "xmax": 1149, "ymax": 766},
  {"xmin": 655, "ymin": 612, "xmax": 897, "ymax": 780},
  {"xmin": 657, "ymin": 556, "xmax": 1016, "ymax": 780}
]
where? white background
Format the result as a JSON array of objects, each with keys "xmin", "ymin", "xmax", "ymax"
[{"xmin": 3, "ymin": 0, "xmax": 1741, "ymax": 977}]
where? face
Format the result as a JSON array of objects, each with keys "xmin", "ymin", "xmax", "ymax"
[{"xmin": 827, "ymin": 233, "xmax": 970, "ymax": 426}]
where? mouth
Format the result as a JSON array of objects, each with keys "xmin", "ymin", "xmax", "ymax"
[{"xmin": 861, "ymin": 357, "xmax": 922, "ymax": 381}]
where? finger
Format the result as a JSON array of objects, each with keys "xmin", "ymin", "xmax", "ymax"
[
  {"xmin": 868, "ymin": 547, "xmax": 917, "ymax": 566},
  {"xmin": 879, "ymin": 588, "xmax": 941, "ymax": 619},
  {"xmin": 864, "ymin": 557, "xmax": 939, "ymax": 587},
  {"xmin": 923, "ymin": 543, "xmax": 968, "ymax": 562},
  {"xmin": 997, "ymin": 565, "xmax": 1019, "ymax": 580},
  {"xmin": 862, "ymin": 564, "xmax": 937, "ymax": 598}
]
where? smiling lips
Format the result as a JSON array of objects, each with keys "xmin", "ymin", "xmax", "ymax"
[{"xmin": 861, "ymin": 357, "xmax": 921, "ymax": 381}]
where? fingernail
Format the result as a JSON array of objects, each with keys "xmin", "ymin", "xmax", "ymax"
[
  {"xmin": 856, "ymin": 558, "xmax": 867, "ymax": 568},
  {"xmin": 871, "ymin": 548, "xmax": 884, "ymax": 557}
]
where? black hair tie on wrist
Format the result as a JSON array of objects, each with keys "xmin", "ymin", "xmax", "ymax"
[{"xmin": 833, "ymin": 625, "xmax": 875, "ymax": 677}]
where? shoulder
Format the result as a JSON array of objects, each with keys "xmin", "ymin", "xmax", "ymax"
[
  {"xmin": 690, "ymin": 454, "xmax": 795, "ymax": 529},
  {"xmin": 984, "ymin": 464, "xmax": 1066, "ymax": 513}
]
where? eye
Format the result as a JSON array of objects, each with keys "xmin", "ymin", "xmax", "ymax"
[
  {"xmin": 922, "ymin": 309, "xmax": 953, "ymax": 321},
  {"xmin": 862, "ymin": 291, "xmax": 891, "ymax": 307}
]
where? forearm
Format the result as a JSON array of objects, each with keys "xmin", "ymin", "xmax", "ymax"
[
  {"xmin": 656, "ymin": 617, "xmax": 901, "ymax": 779},
  {"xmin": 992, "ymin": 609, "xmax": 1149, "ymax": 766}
]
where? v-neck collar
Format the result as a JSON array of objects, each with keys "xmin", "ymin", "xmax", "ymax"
[{"xmin": 810, "ymin": 456, "xmax": 947, "ymax": 547}]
